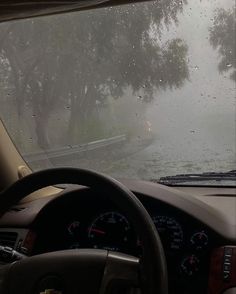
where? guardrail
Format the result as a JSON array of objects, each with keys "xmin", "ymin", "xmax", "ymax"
[{"xmin": 23, "ymin": 134, "xmax": 126, "ymax": 163}]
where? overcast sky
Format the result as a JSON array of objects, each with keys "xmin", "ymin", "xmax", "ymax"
[{"xmin": 146, "ymin": 0, "xmax": 235, "ymax": 156}]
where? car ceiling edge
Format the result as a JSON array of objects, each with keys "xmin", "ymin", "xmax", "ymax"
[{"xmin": 0, "ymin": 0, "xmax": 152, "ymax": 23}]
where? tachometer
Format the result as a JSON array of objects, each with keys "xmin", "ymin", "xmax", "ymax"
[
  {"xmin": 152, "ymin": 216, "xmax": 183, "ymax": 250},
  {"xmin": 88, "ymin": 211, "xmax": 135, "ymax": 253}
]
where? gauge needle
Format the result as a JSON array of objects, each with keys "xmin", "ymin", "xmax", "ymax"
[{"xmin": 90, "ymin": 228, "xmax": 106, "ymax": 235}]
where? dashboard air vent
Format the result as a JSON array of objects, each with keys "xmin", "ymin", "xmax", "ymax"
[{"xmin": 0, "ymin": 232, "xmax": 18, "ymax": 248}]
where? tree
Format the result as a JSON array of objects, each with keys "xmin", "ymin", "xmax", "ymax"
[
  {"xmin": 209, "ymin": 8, "xmax": 236, "ymax": 81},
  {"xmin": 0, "ymin": 0, "xmax": 189, "ymax": 150}
]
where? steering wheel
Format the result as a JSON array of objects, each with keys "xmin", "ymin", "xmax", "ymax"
[{"xmin": 0, "ymin": 168, "xmax": 168, "ymax": 294}]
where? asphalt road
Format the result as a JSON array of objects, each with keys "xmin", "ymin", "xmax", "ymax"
[{"xmin": 31, "ymin": 132, "xmax": 236, "ymax": 182}]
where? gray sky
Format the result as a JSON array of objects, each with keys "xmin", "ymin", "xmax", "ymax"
[{"xmin": 147, "ymin": 0, "xmax": 235, "ymax": 160}]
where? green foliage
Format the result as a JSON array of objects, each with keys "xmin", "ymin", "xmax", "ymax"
[
  {"xmin": 0, "ymin": 1, "xmax": 189, "ymax": 149},
  {"xmin": 209, "ymin": 8, "xmax": 236, "ymax": 81}
]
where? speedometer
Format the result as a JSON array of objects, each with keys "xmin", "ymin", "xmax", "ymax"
[
  {"xmin": 153, "ymin": 216, "xmax": 183, "ymax": 250},
  {"xmin": 88, "ymin": 211, "xmax": 135, "ymax": 253}
]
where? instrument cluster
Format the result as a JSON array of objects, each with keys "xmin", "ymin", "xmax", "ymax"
[{"xmin": 63, "ymin": 209, "xmax": 211, "ymax": 279}]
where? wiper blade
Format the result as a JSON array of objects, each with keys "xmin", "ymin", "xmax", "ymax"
[{"xmin": 157, "ymin": 170, "xmax": 236, "ymax": 185}]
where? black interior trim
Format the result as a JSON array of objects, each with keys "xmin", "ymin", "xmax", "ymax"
[{"xmin": 0, "ymin": 0, "xmax": 153, "ymax": 23}]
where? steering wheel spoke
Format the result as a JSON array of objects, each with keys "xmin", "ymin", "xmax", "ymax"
[
  {"xmin": 100, "ymin": 251, "xmax": 140, "ymax": 294},
  {"xmin": 1, "ymin": 249, "xmax": 108, "ymax": 294}
]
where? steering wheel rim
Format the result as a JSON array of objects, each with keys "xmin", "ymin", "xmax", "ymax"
[{"xmin": 0, "ymin": 167, "xmax": 168, "ymax": 294}]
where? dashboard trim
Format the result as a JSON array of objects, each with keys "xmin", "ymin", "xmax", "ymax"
[{"xmin": 0, "ymin": 180, "xmax": 235, "ymax": 243}]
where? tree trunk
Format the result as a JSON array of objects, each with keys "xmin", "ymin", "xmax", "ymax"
[{"xmin": 34, "ymin": 112, "xmax": 50, "ymax": 150}]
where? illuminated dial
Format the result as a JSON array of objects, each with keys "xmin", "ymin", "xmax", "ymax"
[
  {"xmin": 67, "ymin": 221, "xmax": 80, "ymax": 236},
  {"xmin": 67, "ymin": 221, "xmax": 81, "ymax": 249},
  {"xmin": 181, "ymin": 254, "xmax": 200, "ymax": 276},
  {"xmin": 190, "ymin": 231, "xmax": 208, "ymax": 250},
  {"xmin": 152, "ymin": 216, "xmax": 183, "ymax": 250},
  {"xmin": 88, "ymin": 211, "xmax": 135, "ymax": 252}
]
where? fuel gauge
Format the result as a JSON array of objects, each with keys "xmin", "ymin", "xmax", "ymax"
[
  {"xmin": 68, "ymin": 221, "xmax": 80, "ymax": 237},
  {"xmin": 190, "ymin": 231, "xmax": 208, "ymax": 250},
  {"xmin": 181, "ymin": 254, "xmax": 200, "ymax": 277}
]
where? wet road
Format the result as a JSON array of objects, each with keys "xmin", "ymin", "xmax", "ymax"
[
  {"xmin": 103, "ymin": 130, "xmax": 236, "ymax": 181},
  {"xmin": 42, "ymin": 125, "xmax": 235, "ymax": 181}
]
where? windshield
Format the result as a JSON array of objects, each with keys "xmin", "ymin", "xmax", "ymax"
[{"xmin": 0, "ymin": 0, "xmax": 235, "ymax": 186}]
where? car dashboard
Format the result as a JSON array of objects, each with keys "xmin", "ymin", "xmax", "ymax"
[
  {"xmin": 33, "ymin": 189, "xmax": 220, "ymax": 294},
  {"xmin": 0, "ymin": 180, "xmax": 235, "ymax": 294}
]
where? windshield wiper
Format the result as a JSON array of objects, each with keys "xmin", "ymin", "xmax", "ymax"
[{"xmin": 156, "ymin": 170, "xmax": 236, "ymax": 185}]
